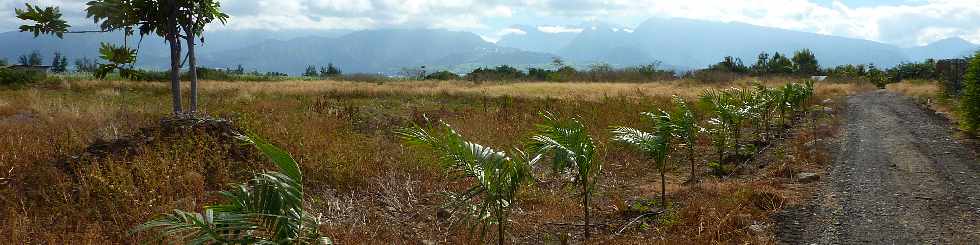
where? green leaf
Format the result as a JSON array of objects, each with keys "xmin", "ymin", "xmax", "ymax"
[
  {"xmin": 245, "ymin": 133, "xmax": 302, "ymax": 183},
  {"xmin": 15, "ymin": 3, "xmax": 71, "ymax": 38}
]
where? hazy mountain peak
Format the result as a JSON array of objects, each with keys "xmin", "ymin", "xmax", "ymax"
[
  {"xmin": 2, "ymin": 17, "xmax": 971, "ymax": 74},
  {"xmin": 904, "ymin": 36, "xmax": 978, "ymax": 60},
  {"xmin": 924, "ymin": 37, "xmax": 976, "ymax": 48}
]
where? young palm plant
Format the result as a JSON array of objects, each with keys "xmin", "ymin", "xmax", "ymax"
[
  {"xmin": 752, "ymin": 84, "xmax": 781, "ymax": 141},
  {"xmin": 723, "ymin": 87, "xmax": 757, "ymax": 153},
  {"xmin": 612, "ymin": 110, "xmax": 674, "ymax": 207},
  {"xmin": 134, "ymin": 133, "xmax": 330, "ymax": 244},
  {"xmin": 699, "ymin": 89, "xmax": 741, "ymax": 161},
  {"xmin": 668, "ymin": 96, "xmax": 700, "ymax": 182},
  {"xmin": 778, "ymin": 82, "xmax": 810, "ymax": 126},
  {"xmin": 397, "ymin": 121, "xmax": 535, "ymax": 245},
  {"xmin": 528, "ymin": 113, "xmax": 601, "ymax": 239}
]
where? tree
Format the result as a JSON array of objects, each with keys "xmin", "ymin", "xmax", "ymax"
[
  {"xmin": 529, "ymin": 113, "xmax": 601, "ymax": 240},
  {"xmin": 791, "ymin": 49, "xmax": 819, "ymax": 76},
  {"xmin": 94, "ymin": 43, "xmax": 138, "ymax": 79},
  {"xmin": 752, "ymin": 52, "xmax": 770, "ymax": 76},
  {"xmin": 303, "ymin": 65, "xmax": 318, "ymax": 77},
  {"xmin": 135, "ymin": 133, "xmax": 331, "ymax": 244},
  {"xmin": 0, "ymin": 58, "xmax": 7, "ymax": 66},
  {"xmin": 178, "ymin": 0, "xmax": 229, "ymax": 113},
  {"xmin": 326, "ymin": 63, "xmax": 341, "ymax": 76},
  {"xmin": 18, "ymin": 1, "xmax": 228, "ymax": 114},
  {"xmin": 587, "ymin": 62, "xmax": 613, "ymax": 81},
  {"xmin": 318, "ymin": 63, "xmax": 341, "ymax": 77},
  {"xmin": 397, "ymin": 122, "xmax": 535, "ymax": 245},
  {"xmin": 961, "ymin": 52, "xmax": 980, "ymax": 134},
  {"xmin": 50, "ymin": 51, "xmax": 68, "ymax": 72},
  {"xmin": 18, "ymin": 50, "xmax": 43, "ymax": 66},
  {"xmin": 712, "ymin": 56, "xmax": 749, "ymax": 74},
  {"xmin": 612, "ymin": 110, "xmax": 674, "ymax": 207},
  {"xmin": 75, "ymin": 57, "xmax": 99, "ymax": 72},
  {"xmin": 865, "ymin": 64, "xmax": 888, "ymax": 88},
  {"xmin": 551, "ymin": 56, "xmax": 566, "ymax": 69},
  {"xmin": 768, "ymin": 52, "xmax": 794, "ymax": 74}
]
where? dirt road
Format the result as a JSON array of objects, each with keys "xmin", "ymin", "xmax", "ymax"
[{"xmin": 776, "ymin": 91, "xmax": 980, "ymax": 244}]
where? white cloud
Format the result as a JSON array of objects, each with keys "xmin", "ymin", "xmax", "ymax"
[
  {"xmin": 479, "ymin": 27, "xmax": 527, "ymax": 42},
  {"xmin": 537, "ymin": 25, "xmax": 584, "ymax": 33},
  {"xmin": 2, "ymin": 0, "xmax": 979, "ymax": 47}
]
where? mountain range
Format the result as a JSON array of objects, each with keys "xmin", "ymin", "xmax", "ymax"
[{"xmin": 1, "ymin": 17, "xmax": 977, "ymax": 75}]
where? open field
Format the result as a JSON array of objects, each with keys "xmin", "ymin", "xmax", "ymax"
[{"xmin": 0, "ymin": 79, "xmax": 870, "ymax": 244}]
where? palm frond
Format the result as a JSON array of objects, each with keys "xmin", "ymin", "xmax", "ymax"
[
  {"xmin": 398, "ymin": 122, "xmax": 533, "ymax": 243},
  {"xmin": 134, "ymin": 133, "xmax": 330, "ymax": 244},
  {"xmin": 529, "ymin": 113, "xmax": 599, "ymax": 183}
]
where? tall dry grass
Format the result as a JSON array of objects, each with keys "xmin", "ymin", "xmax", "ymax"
[
  {"xmin": 885, "ymin": 81, "xmax": 960, "ymax": 123},
  {"xmin": 0, "ymin": 79, "xmax": 865, "ymax": 244}
]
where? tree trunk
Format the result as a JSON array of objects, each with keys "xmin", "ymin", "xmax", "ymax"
[
  {"xmin": 497, "ymin": 209, "xmax": 505, "ymax": 245},
  {"xmin": 717, "ymin": 137, "xmax": 725, "ymax": 165},
  {"xmin": 185, "ymin": 26, "xmax": 198, "ymax": 114},
  {"xmin": 167, "ymin": 0, "xmax": 181, "ymax": 114},
  {"xmin": 688, "ymin": 144, "xmax": 696, "ymax": 182},
  {"xmin": 660, "ymin": 170, "xmax": 667, "ymax": 208},
  {"xmin": 582, "ymin": 181, "xmax": 590, "ymax": 240}
]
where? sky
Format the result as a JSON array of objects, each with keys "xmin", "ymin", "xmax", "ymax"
[{"xmin": 2, "ymin": 0, "xmax": 980, "ymax": 47}]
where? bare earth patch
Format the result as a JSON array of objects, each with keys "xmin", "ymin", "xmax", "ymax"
[{"xmin": 775, "ymin": 91, "xmax": 980, "ymax": 244}]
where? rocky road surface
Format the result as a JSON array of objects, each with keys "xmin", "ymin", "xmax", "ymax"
[{"xmin": 776, "ymin": 91, "xmax": 980, "ymax": 244}]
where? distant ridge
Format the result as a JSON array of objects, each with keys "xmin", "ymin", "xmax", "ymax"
[{"xmin": 2, "ymin": 17, "xmax": 975, "ymax": 74}]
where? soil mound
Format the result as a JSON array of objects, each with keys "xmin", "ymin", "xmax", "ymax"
[{"xmin": 54, "ymin": 115, "xmax": 262, "ymax": 180}]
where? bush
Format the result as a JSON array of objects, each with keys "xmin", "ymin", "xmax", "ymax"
[
  {"xmin": 685, "ymin": 69, "xmax": 742, "ymax": 83},
  {"xmin": 0, "ymin": 68, "xmax": 48, "ymax": 86},
  {"xmin": 465, "ymin": 65, "xmax": 527, "ymax": 82},
  {"xmin": 961, "ymin": 53, "xmax": 980, "ymax": 134},
  {"xmin": 424, "ymin": 70, "xmax": 460, "ymax": 80},
  {"xmin": 338, "ymin": 73, "xmax": 390, "ymax": 83},
  {"xmin": 865, "ymin": 65, "xmax": 888, "ymax": 89},
  {"xmin": 887, "ymin": 60, "xmax": 936, "ymax": 82}
]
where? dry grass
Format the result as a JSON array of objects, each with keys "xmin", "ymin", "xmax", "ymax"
[
  {"xmin": 0, "ymin": 79, "xmax": 866, "ymax": 244},
  {"xmin": 68, "ymin": 78, "xmax": 864, "ymax": 101},
  {"xmin": 886, "ymin": 80, "xmax": 960, "ymax": 124},
  {"xmin": 886, "ymin": 80, "xmax": 941, "ymax": 100}
]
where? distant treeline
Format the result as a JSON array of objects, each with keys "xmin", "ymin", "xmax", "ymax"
[
  {"xmin": 5, "ymin": 48, "xmax": 962, "ymax": 85},
  {"xmin": 692, "ymin": 48, "xmax": 946, "ymax": 86},
  {"xmin": 418, "ymin": 58, "xmax": 676, "ymax": 83}
]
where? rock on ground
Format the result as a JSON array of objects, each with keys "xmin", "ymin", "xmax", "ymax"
[{"xmin": 775, "ymin": 91, "xmax": 980, "ymax": 244}]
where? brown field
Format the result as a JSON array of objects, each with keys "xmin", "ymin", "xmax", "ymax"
[
  {"xmin": 886, "ymin": 80, "xmax": 961, "ymax": 125},
  {"xmin": 0, "ymin": 79, "xmax": 870, "ymax": 244}
]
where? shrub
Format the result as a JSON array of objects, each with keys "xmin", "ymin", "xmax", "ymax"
[
  {"xmin": 887, "ymin": 60, "xmax": 936, "ymax": 82},
  {"xmin": 710, "ymin": 56, "xmax": 750, "ymax": 74},
  {"xmin": 865, "ymin": 64, "xmax": 888, "ymax": 89},
  {"xmin": 424, "ymin": 70, "xmax": 460, "ymax": 80},
  {"xmin": 0, "ymin": 68, "xmax": 48, "ymax": 86},
  {"xmin": 338, "ymin": 73, "xmax": 390, "ymax": 83},
  {"xmin": 465, "ymin": 65, "xmax": 527, "ymax": 82},
  {"xmin": 686, "ymin": 69, "xmax": 742, "ymax": 83},
  {"xmin": 961, "ymin": 52, "xmax": 980, "ymax": 134}
]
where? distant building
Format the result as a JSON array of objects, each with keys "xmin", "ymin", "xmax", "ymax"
[{"xmin": 810, "ymin": 76, "xmax": 828, "ymax": 81}]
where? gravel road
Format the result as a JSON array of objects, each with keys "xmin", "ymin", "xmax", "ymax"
[{"xmin": 776, "ymin": 91, "xmax": 980, "ymax": 244}]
